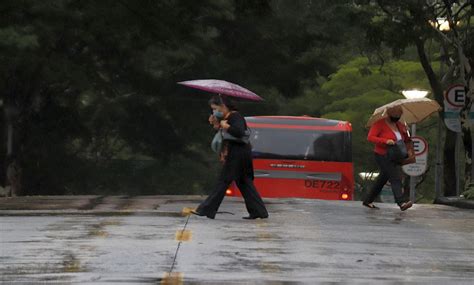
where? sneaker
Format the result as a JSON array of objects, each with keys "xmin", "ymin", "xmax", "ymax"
[{"xmin": 400, "ymin": 201, "xmax": 413, "ymax": 211}]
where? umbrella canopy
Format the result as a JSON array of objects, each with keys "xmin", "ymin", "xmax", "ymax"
[
  {"xmin": 366, "ymin": 98, "xmax": 441, "ymax": 127},
  {"xmin": 178, "ymin": 79, "xmax": 263, "ymax": 101}
]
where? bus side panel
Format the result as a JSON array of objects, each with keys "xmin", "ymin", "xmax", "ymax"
[{"xmin": 229, "ymin": 159, "xmax": 354, "ymax": 200}]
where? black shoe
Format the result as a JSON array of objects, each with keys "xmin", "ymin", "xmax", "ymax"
[
  {"xmin": 242, "ymin": 215, "xmax": 268, "ymax": 220},
  {"xmin": 190, "ymin": 210, "xmax": 204, "ymax": 216},
  {"xmin": 362, "ymin": 202, "xmax": 380, "ymax": 209},
  {"xmin": 191, "ymin": 210, "xmax": 215, "ymax": 219}
]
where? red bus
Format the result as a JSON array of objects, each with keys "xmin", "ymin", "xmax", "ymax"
[{"xmin": 226, "ymin": 116, "xmax": 353, "ymax": 200}]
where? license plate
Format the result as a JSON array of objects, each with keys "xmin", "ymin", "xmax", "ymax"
[{"xmin": 304, "ymin": 180, "xmax": 340, "ymax": 192}]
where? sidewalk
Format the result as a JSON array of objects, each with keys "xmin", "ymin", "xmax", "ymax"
[{"xmin": 0, "ymin": 195, "xmax": 204, "ymax": 216}]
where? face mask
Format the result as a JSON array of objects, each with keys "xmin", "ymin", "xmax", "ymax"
[
  {"xmin": 390, "ymin": 116, "xmax": 401, "ymax": 122},
  {"xmin": 213, "ymin": 109, "xmax": 224, "ymax": 119}
]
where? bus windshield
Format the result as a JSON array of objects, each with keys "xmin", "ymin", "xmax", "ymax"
[{"xmin": 250, "ymin": 128, "xmax": 352, "ymax": 162}]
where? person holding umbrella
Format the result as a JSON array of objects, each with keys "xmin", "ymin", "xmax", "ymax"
[
  {"xmin": 178, "ymin": 80, "xmax": 268, "ymax": 219},
  {"xmin": 363, "ymin": 106, "xmax": 414, "ymax": 211},
  {"xmin": 193, "ymin": 95, "xmax": 268, "ymax": 219},
  {"xmin": 364, "ymin": 97, "xmax": 441, "ymax": 210}
]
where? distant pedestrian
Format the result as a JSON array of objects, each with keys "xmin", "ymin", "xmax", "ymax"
[
  {"xmin": 192, "ymin": 95, "xmax": 268, "ymax": 219},
  {"xmin": 363, "ymin": 106, "xmax": 413, "ymax": 211}
]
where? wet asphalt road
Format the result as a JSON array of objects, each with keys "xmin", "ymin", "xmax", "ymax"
[{"xmin": 1, "ymin": 196, "xmax": 474, "ymax": 284}]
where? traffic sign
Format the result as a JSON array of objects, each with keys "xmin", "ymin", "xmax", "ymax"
[
  {"xmin": 402, "ymin": 136, "xmax": 428, "ymax": 177},
  {"xmin": 443, "ymin": 84, "xmax": 474, "ymax": 132},
  {"xmin": 445, "ymin": 84, "xmax": 465, "ymax": 108}
]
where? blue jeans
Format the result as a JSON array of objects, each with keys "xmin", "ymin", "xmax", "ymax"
[{"xmin": 364, "ymin": 153, "xmax": 408, "ymax": 206}]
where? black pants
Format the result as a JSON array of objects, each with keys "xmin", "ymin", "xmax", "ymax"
[
  {"xmin": 197, "ymin": 143, "xmax": 268, "ymax": 219},
  {"xmin": 196, "ymin": 174, "xmax": 268, "ymax": 219},
  {"xmin": 364, "ymin": 153, "xmax": 408, "ymax": 206}
]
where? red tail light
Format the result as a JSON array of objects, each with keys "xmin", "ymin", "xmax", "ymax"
[{"xmin": 226, "ymin": 189, "xmax": 233, "ymax": 196}]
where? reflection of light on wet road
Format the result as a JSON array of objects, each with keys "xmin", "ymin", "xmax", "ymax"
[
  {"xmin": 258, "ymin": 261, "xmax": 281, "ymax": 273},
  {"xmin": 88, "ymin": 218, "xmax": 122, "ymax": 238},
  {"xmin": 256, "ymin": 232, "xmax": 276, "ymax": 241},
  {"xmin": 63, "ymin": 253, "xmax": 82, "ymax": 273}
]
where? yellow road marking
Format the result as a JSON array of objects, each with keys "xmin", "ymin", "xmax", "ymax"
[
  {"xmin": 161, "ymin": 272, "xmax": 183, "ymax": 285},
  {"xmin": 175, "ymin": 230, "xmax": 192, "ymax": 242},
  {"xmin": 181, "ymin": 207, "xmax": 196, "ymax": 216},
  {"xmin": 257, "ymin": 232, "xmax": 274, "ymax": 240}
]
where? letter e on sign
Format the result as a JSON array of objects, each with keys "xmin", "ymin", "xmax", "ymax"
[
  {"xmin": 445, "ymin": 84, "xmax": 465, "ymax": 108},
  {"xmin": 413, "ymin": 137, "xmax": 428, "ymax": 156},
  {"xmin": 454, "ymin": 89, "xmax": 464, "ymax": 104}
]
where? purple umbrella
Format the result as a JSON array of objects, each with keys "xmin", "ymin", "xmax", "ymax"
[{"xmin": 178, "ymin": 79, "xmax": 264, "ymax": 101}]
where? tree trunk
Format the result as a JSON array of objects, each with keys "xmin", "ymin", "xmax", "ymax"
[
  {"xmin": 443, "ymin": 0, "xmax": 473, "ymax": 192},
  {"xmin": 415, "ymin": 38, "xmax": 458, "ymax": 197},
  {"xmin": 459, "ymin": 57, "xmax": 473, "ymax": 191},
  {"xmin": 444, "ymin": 129, "xmax": 457, "ymax": 196},
  {"xmin": 414, "ymin": 38, "xmax": 444, "ymax": 105},
  {"xmin": 449, "ymin": 53, "xmax": 471, "ymax": 194}
]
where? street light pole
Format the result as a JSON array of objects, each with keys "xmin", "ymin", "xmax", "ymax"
[
  {"xmin": 409, "ymin": 123, "xmax": 417, "ymax": 202},
  {"xmin": 402, "ymin": 89, "xmax": 429, "ymax": 203},
  {"xmin": 428, "ymin": 18, "xmax": 451, "ymax": 200}
]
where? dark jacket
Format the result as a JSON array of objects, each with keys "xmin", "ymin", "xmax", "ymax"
[{"xmin": 221, "ymin": 112, "xmax": 254, "ymax": 181}]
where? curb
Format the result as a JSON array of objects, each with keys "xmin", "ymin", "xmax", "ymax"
[
  {"xmin": 434, "ymin": 197, "xmax": 474, "ymax": 210},
  {"xmin": 0, "ymin": 210, "xmax": 186, "ymax": 217}
]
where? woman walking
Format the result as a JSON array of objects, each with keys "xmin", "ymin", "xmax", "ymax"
[
  {"xmin": 192, "ymin": 95, "xmax": 269, "ymax": 219},
  {"xmin": 363, "ymin": 106, "xmax": 413, "ymax": 211}
]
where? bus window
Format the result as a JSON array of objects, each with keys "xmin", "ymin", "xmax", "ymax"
[{"xmin": 250, "ymin": 128, "xmax": 351, "ymax": 162}]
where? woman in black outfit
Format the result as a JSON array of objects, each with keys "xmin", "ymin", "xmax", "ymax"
[{"xmin": 192, "ymin": 95, "xmax": 269, "ymax": 220}]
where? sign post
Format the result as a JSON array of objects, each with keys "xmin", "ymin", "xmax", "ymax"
[
  {"xmin": 402, "ymin": 136, "xmax": 429, "ymax": 202},
  {"xmin": 443, "ymin": 84, "xmax": 472, "ymax": 196},
  {"xmin": 443, "ymin": 84, "xmax": 473, "ymax": 132}
]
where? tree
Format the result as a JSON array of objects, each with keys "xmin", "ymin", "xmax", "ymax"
[
  {"xmin": 0, "ymin": 0, "xmax": 237, "ymax": 194},
  {"xmin": 0, "ymin": 0, "xmax": 368, "ymax": 195},
  {"xmin": 358, "ymin": 0, "xmax": 473, "ymax": 196}
]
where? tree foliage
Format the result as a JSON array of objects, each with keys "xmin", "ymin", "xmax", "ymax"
[
  {"xmin": 0, "ymin": 0, "xmax": 366, "ymax": 195},
  {"xmin": 1, "ymin": 0, "xmax": 470, "ymax": 200}
]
